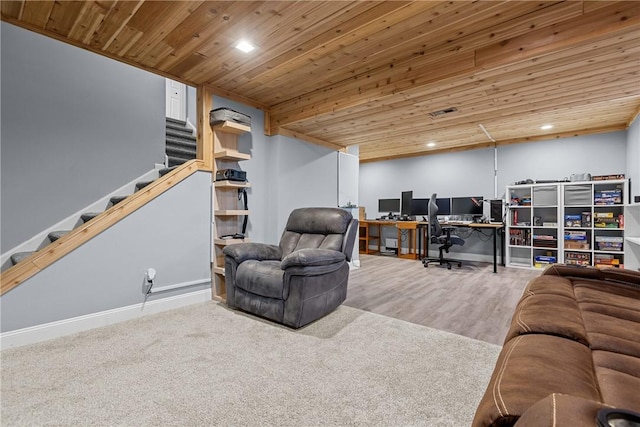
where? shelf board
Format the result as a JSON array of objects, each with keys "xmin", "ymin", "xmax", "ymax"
[
  {"xmin": 625, "ymin": 237, "xmax": 640, "ymax": 246},
  {"xmin": 213, "ymin": 266, "xmax": 225, "ymax": 275},
  {"xmin": 215, "ymin": 209, "xmax": 249, "ymax": 216},
  {"xmin": 214, "ymin": 238, "xmax": 250, "ymax": 246},
  {"xmin": 214, "ymin": 150, "xmax": 251, "ymax": 161},
  {"xmin": 214, "ymin": 180, "xmax": 251, "ymax": 188},
  {"xmin": 211, "ymin": 121, "xmax": 250, "ymax": 135}
]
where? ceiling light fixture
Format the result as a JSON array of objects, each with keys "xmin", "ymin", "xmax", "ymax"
[
  {"xmin": 541, "ymin": 124, "xmax": 554, "ymax": 130},
  {"xmin": 235, "ymin": 40, "xmax": 255, "ymax": 53}
]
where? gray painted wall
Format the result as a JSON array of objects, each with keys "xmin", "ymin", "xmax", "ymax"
[
  {"xmin": 1, "ymin": 171, "xmax": 212, "ymax": 332},
  {"xmin": 360, "ymin": 131, "xmax": 629, "ymax": 259},
  {"xmin": 496, "ymin": 131, "xmax": 627, "ymax": 198},
  {"xmin": 1, "ymin": 22, "xmax": 165, "ymax": 251}
]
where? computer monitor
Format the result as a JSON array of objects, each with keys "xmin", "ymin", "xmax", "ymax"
[
  {"xmin": 378, "ymin": 198, "xmax": 400, "ymax": 214},
  {"xmin": 435, "ymin": 197, "xmax": 451, "ymax": 216},
  {"xmin": 401, "ymin": 191, "xmax": 413, "ymax": 217},
  {"xmin": 410, "ymin": 198, "xmax": 429, "ymax": 216},
  {"xmin": 451, "ymin": 196, "xmax": 484, "ymax": 216}
]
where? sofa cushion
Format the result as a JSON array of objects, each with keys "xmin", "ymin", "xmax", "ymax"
[
  {"xmin": 472, "ymin": 334, "xmax": 600, "ymax": 427},
  {"xmin": 504, "ymin": 293, "xmax": 589, "ymax": 346},
  {"xmin": 592, "ymin": 351, "xmax": 640, "ymax": 410},
  {"xmin": 580, "ymin": 310, "xmax": 640, "ymax": 358},
  {"xmin": 236, "ymin": 260, "xmax": 285, "ymax": 299},
  {"xmin": 574, "ymin": 281, "xmax": 640, "ymax": 311}
]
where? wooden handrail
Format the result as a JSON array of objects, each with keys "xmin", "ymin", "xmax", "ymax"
[{"xmin": 0, "ymin": 160, "xmax": 209, "ymax": 295}]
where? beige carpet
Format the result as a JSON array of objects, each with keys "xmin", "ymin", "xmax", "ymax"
[{"xmin": 1, "ymin": 302, "xmax": 499, "ymax": 426}]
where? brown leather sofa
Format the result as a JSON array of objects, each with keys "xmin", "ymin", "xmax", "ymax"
[{"xmin": 473, "ymin": 265, "xmax": 640, "ymax": 426}]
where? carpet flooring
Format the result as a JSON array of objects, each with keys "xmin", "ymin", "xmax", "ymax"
[{"xmin": 1, "ymin": 302, "xmax": 499, "ymax": 426}]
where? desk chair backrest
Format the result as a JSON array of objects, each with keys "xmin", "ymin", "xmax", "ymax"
[{"xmin": 428, "ymin": 193, "xmax": 442, "ymax": 240}]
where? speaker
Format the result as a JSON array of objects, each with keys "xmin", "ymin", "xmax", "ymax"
[{"xmin": 490, "ymin": 200, "xmax": 503, "ymax": 223}]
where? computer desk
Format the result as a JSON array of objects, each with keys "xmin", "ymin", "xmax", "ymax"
[
  {"xmin": 359, "ymin": 220, "xmax": 421, "ymax": 260},
  {"xmin": 359, "ymin": 220, "xmax": 505, "ymax": 273}
]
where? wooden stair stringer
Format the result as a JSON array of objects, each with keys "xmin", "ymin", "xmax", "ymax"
[{"xmin": 0, "ymin": 160, "xmax": 209, "ymax": 295}]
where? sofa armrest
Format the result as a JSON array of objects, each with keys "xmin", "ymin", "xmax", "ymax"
[
  {"xmin": 223, "ymin": 243, "xmax": 281, "ymax": 264},
  {"xmin": 281, "ymin": 248, "xmax": 345, "ymax": 270},
  {"xmin": 515, "ymin": 394, "xmax": 612, "ymax": 427}
]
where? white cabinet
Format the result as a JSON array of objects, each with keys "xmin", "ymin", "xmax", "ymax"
[
  {"xmin": 506, "ymin": 179, "xmax": 628, "ymax": 270},
  {"xmin": 624, "ymin": 203, "xmax": 640, "ymax": 271}
]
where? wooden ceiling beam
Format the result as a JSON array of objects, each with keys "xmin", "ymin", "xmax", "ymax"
[{"xmin": 277, "ymin": 128, "xmax": 345, "ymax": 152}]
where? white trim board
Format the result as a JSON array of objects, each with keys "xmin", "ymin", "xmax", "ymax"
[{"xmin": 1, "ymin": 288, "xmax": 211, "ymax": 350}]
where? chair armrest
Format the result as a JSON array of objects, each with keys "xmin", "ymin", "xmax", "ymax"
[
  {"xmin": 223, "ymin": 243, "xmax": 282, "ymax": 264},
  {"xmin": 281, "ymin": 248, "xmax": 346, "ymax": 270}
]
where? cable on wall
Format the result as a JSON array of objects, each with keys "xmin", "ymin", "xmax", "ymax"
[{"xmin": 478, "ymin": 124, "xmax": 499, "ymax": 198}]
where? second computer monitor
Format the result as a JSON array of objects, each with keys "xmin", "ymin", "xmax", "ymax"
[
  {"xmin": 410, "ymin": 198, "xmax": 429, "ymax": 216},
  {"xmin": 378, "ymin": 198, "xmax": 400, "ymax": 215},
  {"xmin": 435, "ymin": 198, "xmax": 451, "ymax": 216},
  {"xmin": 451, "ymin": 196, "xmax": 483, "ymax": 216}
]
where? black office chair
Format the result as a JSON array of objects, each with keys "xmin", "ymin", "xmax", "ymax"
[{"xmin": 422, "ymin": 193, "xmax": 465, "ymax": 270}]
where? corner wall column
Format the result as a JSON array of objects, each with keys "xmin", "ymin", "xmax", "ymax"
[{"xmin": 196, "ymin": 85, "xmax": 214, "ymax": 170}]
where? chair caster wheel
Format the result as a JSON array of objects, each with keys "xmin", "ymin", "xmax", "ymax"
[{"xmin": 447, "ymin": 265, "xmax": 452, "ymax": 270}]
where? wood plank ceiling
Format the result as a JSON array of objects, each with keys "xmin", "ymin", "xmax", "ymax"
[{"xmin": 2, "ymin": 1, "xmax": 639, "ymax": 162}]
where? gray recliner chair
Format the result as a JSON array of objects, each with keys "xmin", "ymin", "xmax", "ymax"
[{"xmin": 223, "ymin": 207, "xmax": 358, "ymax": 328}]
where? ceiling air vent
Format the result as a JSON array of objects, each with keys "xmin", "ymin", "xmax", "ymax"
[{"xmin": 429, "ymin": 107, "xmax": 458, "ymax": 117}]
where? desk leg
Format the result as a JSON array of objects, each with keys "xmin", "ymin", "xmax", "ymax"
[
  {"xmin": 500, "ymin": 228, "xmax": 505, "ymax": 267},
  {"xmin": 493, "ymin": 227, "xmax": 497, "ymax": 273}
]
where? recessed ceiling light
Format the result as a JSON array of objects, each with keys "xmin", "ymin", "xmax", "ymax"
[
  {"xmin": 235, "ymin": 40, "xmax": 255, "ymax": 53},
  {"xmin": 541, "ymin": 124, "xmax": 554, "ymax": 130},
  {"xmin": 427, "ymin": 142, "xmax": 436, "ymax": 148}
]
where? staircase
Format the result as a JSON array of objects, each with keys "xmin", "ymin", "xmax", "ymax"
[
  {"xmin": 2, "ymin": 119, "xmax": 197, "ymax": 275},
  {"xmin": 165, "ymin": 117, "xmax": 196, "ymax": 167},
  {"xmin": 2, "ymin": 166, "xmax": 177, "ymax": 273}
]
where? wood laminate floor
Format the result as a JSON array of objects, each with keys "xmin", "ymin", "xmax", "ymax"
[{"xmin": 344, "ymin": 255, "xmax": 542, "ymax": 345}]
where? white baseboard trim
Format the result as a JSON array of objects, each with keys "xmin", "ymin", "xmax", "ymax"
[{"xmin": 1, "ymin": 288, "xmax": 212, "ymax": 350}]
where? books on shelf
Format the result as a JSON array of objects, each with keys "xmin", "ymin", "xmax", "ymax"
[
  {"xmin": 534, "ymin": 253, "xmax": 557, "ymax": 268},
  {"xmin": 593, "ymin": 213, "xmax": 623, "ymax": 228},
  {"xmin": 564, "ymin": 214, "xmax": 581, "ymax": 227},
  {"xmin": 592, "ymin": 174, "xmax": 625, "ymax": 181},
  {"xmin": 594, "ymin": 189, "xmax": 622, "ymax": 205},
  {"xmin": 509, "ymin": 229, "xmax": 531, "ymax": 246},
  {"xmin": 564, "ymin": 230, "xmax": 589, "ymax": 249},
  {"xmin": 533, "ymin": 234, "xmax": 557, "ymax": 248},
  {"xmin": 595, "ymin": 235, "xmax": 623, "ymax": 251},
  {"xmin": 565, "ymin": 251, "xmax": 591, "ymax": 266},
  {"xmin": 594, "ymin": 253, "xmax": 622, "ymax": 268}
]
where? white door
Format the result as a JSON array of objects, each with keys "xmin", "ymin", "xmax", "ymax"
[{"xmin": 165, "ymin": 79, "xmax": 186, "ymax": 121}]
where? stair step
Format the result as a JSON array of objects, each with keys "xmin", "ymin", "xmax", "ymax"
[
  {"xmin": 168, "ymin": 157, "xmax": 187, "ymax": 167},
  {"xmin": 81, "ymin": 212, "xmax": 101, "ymax": 223},
  {"xmin": 165, "ymin": 136, "xmax": 196, "ymax": 149},
  {"xmin": 136, "ymin": 181, "xmax": 154, "ymax": 191},
  {"xmin": 166, "ymin": 146, "xmax": 196, "ymax": 160},
  {"xmin": 11, "ymin": 251, "xmax": 34, "ymax": 265},
  {"xmin": 166, "ymin": 117, "xmax": 186, "ymax": 127},
  {"xmin": 159, "ymin": 166, "xmax": 177, "ymax": 176},
  {"xmin": 110, "ymin": 196, "xmax": 127, "ymax": 206},
  {"xmin": 166, "ymin": 126, "xmax": 195, "ymax": 138},
  {"xmin": 48, "ymin": 230, "xmax": 70, "ymax": 242}
]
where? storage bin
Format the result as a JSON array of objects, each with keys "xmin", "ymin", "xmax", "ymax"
[
  {"xmin": 564, "ymin": 185, "xmax": 591, "ymax": 205},
  {"xmin": 533, "ymin": 186, "xmax": 557, "ymax": 206}
]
